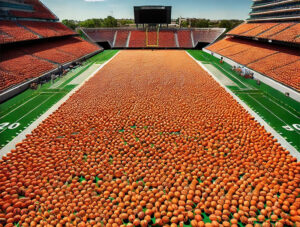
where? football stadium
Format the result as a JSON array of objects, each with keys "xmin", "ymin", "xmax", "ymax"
[{"xmin": 0, "ymin": 0, "xmax": 299, "ymax": 226}]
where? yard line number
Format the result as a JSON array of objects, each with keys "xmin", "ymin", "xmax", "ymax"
[
  {"xmin": 283, "ymin": 124, "xmax": 300, "ymax": 131},
  {"xmin": 0, "ymin": 122, "xmax": 20, "ymax": 130}
]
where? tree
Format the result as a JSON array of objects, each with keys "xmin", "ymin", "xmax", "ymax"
[
  {"xmin": 218, "ymin": 20, "xmax": 243, "ymax": 32},
  {"xmin": 191, "ymin": 19, "xmax": 210, "ymax": 28},
  {"xmin": 62, "ymin": 19, "xmax": 77, "ymax": 30},
  {"xmin": 103, "ymin": 16, "xmax": 117, "ymax": 27}
]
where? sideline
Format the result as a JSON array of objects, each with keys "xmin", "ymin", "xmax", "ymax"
[
  {"xmin": 186, "ymin": 51, "xmax": 300, "ymax": 161},
  {"xmin": 0, "ymin": 51, "xmax": 120, "ymax": 158}
]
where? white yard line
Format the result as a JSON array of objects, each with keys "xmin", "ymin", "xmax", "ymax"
[
  {"xmin": 249, "ymin": 95, "xmax": 300, "ymax": 136},
  {"xmin": 0, "ymin": 95, "xmax": 38, "ymax": 120},
  {"xmin": 0, "ymin": 51, "xmax": 120, "ymax": 158},
  {"xmin": 211, "ymin": 62, "xmax": 251, "ymax": 89},
  {"xmin": 186, "ymin": 51, "xmax": 300, "ymax": 160},
  {"xmin": 266, "ymin": 96, "xmax": 300, "ymax": 119},
  {"xmin": 0, "ymin": 94, "xmax": 55, "ymax": 135}
]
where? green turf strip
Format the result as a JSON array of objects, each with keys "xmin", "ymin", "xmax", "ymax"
[
  {"xmin": 87, "ymin": 50, "xmax": 119, "ymax": 64},
  {"xmin": 0, "ymin": 50, "xmax": 118, "ymax": 149},
  {"xmin": 187, "ymin": 50, "xmax": 300, "ymax": 152}
]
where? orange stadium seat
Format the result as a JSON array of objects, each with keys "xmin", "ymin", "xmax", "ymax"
[
  {"xmin": 0, "ymin": 50, "xmax": 56, "ymax": 85},
  {"xmin": 129, "ymin": 31, "xmax": 146, "ymax": 47},
  {"xmin": 271, "ymin": 23, "xmax": 300, "ymax": 44},
  {"xmin": 227, "ymin": 23, "xmax": 262, "ymax": 35},
  {"xmin": 241, "ymin": 23, "xmax": 278, "ymax": 37},
  {"xmin": 207, "ymin": 38, "xmax": 300, "ymax": 90},
  {"xmin": 0, "ymin": 20, "xmax": 38, "ymax": 44},
  {"xmin": 159, "ymin": 31, "xmax": 176, "ymax": 47},
  {"xmin": 114, "ymin": 30, "xmax": 129, "ymax": 47},
  {"xmin": 0, "ymin": 37, "xmax": 100, "ymax": 91},
  {"xmin": 19, "ymin": 21, "xmax": 75, "ymax": 38},
  {"xmin": 177, "ymin": 30, "xmax": 193, "ymax": 48}
]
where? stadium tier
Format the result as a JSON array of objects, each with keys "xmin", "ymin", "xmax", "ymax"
[
  {"xmin": 206, "ymin": 37, "xmax": 300, "ymax": 90},
  {"xmin": 114, "ymin": 30, "xmax": 130, "ymax": 48},
  {"xmin": 206, "ymin": 0, "xmax": 300, "ymax": 92},
  {"xmin": 18, "ymin": 21, "xmax": 76, "ymax": 38},
  {"xmin": 193, "ymin": 29, "xmax": 224, "ymax": 44},
  {"xmin": 248, "ymin": 0, "xmax": 300, "ymax": 22},
  {"xmin": 0, "ymin": 0, "xmax": 102, "ymax": 93},
  {"xmin": 82, "ymin": 28, "xmax": 225, "ymax": 48},
  {"xmin": 228, "ymin": 22, "xmax": 300, "ymax": 44},
  {"xmin": 129, "ymin": 30, "xmax": 146, "ymax": 47},
  {"xmin": 158, "ymin": 30, "xmax": 177, "ymax": 47},
  {"xmin": 177, "ymin": 30, "xmax": 193, "ymax": 48},
  {"xmin": 0, "ymin": 20, "xmax": 39, "ymax": 44},
  {"xmin": 0, "ymin": 37, "xmax": 101, "ymax": 92},
  {"xmin": 0, "ymin": 20, "xmax": 75, "ymax": 44},
  {"xmin": 81, "ymin": 29, "xmax": 116, "ymax": 46}
]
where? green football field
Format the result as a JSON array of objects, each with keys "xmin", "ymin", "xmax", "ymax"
[
  {"xmin": 188, "ymin": 50, "xmax": 300, "ymax": 152},
  {"xmin": 0, "ymin": 49, "xmax": 299, "ymax": 153},
  {"xmin": 0, "ymin": 50, "xmax": 118, "ymax": 149}
]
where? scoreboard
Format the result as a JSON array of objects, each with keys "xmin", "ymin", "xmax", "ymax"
[{"xmin": 134, "ymin": 6, "xmax": 172, "ymax": 24}]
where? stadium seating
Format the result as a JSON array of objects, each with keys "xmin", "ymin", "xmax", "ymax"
[
  {"xmin": 19, "ymin": 21, "xmax": 75, "ymax": 38},
  {"xmin": 177, "ymin": 30, "xmax": 193, "ymax": 48},
  {"xmin": 0, "ymin": 70, "xmax": 22, "ymax": 92},
  {"xmin": 0, "ymin": 49, "xmax": 56, "ymax": 86},
  {"xmin": 147, "ymin": 31, "xmax": 158, "ymax": 46},
  {"xmin": 54, "ymin": 37, "xmax": 100, "ymax": 59},
  {"xmin": 159, "ymin": 31, "xmax": 176, "ymax": 48},
  {"xmin": 271, "ymin": 23, "xmax": 300, "ymax": 44},
  {"xmin": 82, "ymin": 29, "xmax": 115, "ymax": 46},
  {"xmin": 206, "ymin": 38, "xmax": 300, "ymax": 90},
  {"xmin": 193, "ymin": 29, "xmax": 224, "ymax": 44},
  {"xmin": 114, "ymin": 30, "xmax": 129, "ymax": 47},
  {"xmin": 241, "ymin": 23, "xmax": 277, "ymax": 37},
  {"xmin": 257, "ymin": 23, "xmax": 295, "ymax": 39},
  {"xmin": 9, "ymin": 0, "xmax": 57, "ymax": 20},
  {"xmin": 228, "ymin": 23, "xmax": 299, "ymax": 44},
  {"xmin": 227, "ymin": 23, "xmax": 262, "ymax": 35},
  {"xmin": 0, "ymin": 20, "xmax": 38, "ymax": 44},
  {"xmin": 0, "ymin": 37, "xmax": 100, "ymax": 91},
  {"xmin": 129, "ymin": 31, "xmax": 146, "ymax": 47},
  {"xmin": 267, "ymin": 61, "xmax": 300, "ymax": 91}
]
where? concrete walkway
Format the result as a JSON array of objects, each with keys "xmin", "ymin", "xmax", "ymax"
[{"xmin": 68, "ymin": 64, "xmax": 101, "ymax": 85}]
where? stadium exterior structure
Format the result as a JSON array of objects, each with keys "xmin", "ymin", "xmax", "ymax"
[{"xmin": 248, "ymin": 0, "xmax": 300, "ymax": 22}]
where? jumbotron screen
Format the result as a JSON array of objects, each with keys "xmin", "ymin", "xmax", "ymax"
[{"xmin": 134, "ymin": 6, "xmax": 172, "ymax": 24}]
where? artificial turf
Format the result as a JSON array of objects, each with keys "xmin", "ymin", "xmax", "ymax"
[
  {"xmin": 187, "ymin": 50, "xmax": 300, "ymax": 152},
  {"xmin": 0, "ymin": 50, "xmax": 119, "ymax": 149}
]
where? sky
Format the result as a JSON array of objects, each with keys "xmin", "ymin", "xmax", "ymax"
[{"xmin": 41, "ymin": 0, "xmax": 253, "ymax": 21}]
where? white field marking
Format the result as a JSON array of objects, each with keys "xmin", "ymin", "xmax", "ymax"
[
  {"xmin": 0, "ymin": 95, "xmax": 38, "ymax": 120},
  {"xmin": 0, "ymin": 51, "xmax": 120, "ymax": 158},
  {"xmin": 186, "ymin": 51, "xmax": 300, "ymax": 160},
  {"xmin": 211, "ymin": 62, "xmax": 252, "ymax": 89},
  {"xmin": 265, "ymin": 96, "xmax": 300, "ymax": 119},
  {"xmin": 248, "ymin": 95, "xmax": 300, "ymax": 136},
  {"xmin": 190, "ymin": 51, "xmax": 252, "ymax": 90},
  {"xmin": 0, "ymin": 94, "xmax": 55, "ymax": 135}
]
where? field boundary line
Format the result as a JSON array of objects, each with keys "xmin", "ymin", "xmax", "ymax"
[
  {"xmin": 0, "ymin": 51, "xmax": 120, "ymax": 158},
  {"xmin": 186, "ymin": 51, "xmax": 300, "ymax": 160}
]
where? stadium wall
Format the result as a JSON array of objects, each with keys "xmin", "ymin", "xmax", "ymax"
[
  {"xmin": 0, "ymin": 49, "xmax": 102, "ymax": 103},
  {"xmin": 203, "ymin": 48, "xmax": 300, "ymax": 102}
]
